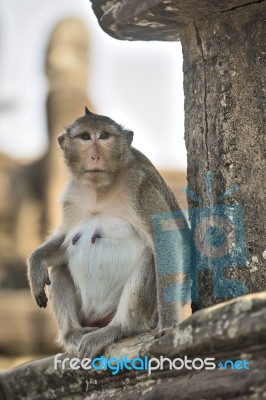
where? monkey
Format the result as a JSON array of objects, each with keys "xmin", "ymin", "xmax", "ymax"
[{"xmin": 27, "ymin": 107, "xmax": 190, "ymax": 359}]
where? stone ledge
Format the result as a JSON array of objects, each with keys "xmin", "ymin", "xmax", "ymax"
[
  {"xmin": 1, "ymin": 292, "xmax": 266, "ymax": 399},
  {"xmin": 90, "ymin": 0, "xmax": 263, "ymax": 41}
]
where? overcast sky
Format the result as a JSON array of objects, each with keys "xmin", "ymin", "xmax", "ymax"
[{"xmin": 0, "ymin": 0, "xmax": 186, "ymax": 169}]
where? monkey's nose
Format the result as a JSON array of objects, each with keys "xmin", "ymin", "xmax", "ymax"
[{"xmin": 91, "ymin": 155, "xmax": 100, "ymax": 160}]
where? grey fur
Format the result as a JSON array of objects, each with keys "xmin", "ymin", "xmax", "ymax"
[{"xmin": 27, "ymin": 111, "xmax": 190, "ymax": 358}]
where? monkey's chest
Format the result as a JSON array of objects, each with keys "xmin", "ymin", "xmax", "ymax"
[{"xmin": 65, "ymin": 215, "xmax": 145, "ymax": 318}]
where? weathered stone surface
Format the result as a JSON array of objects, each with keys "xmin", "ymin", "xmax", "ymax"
[
  {"xmin": 142, "ymin": 291, "xmax": 266, "ymax": 357},
  {"xmin": 0, "ymin": 356, "xmax": 85, "ymax": 400},
  {"xmin": 0, "ymin": 334, "xmax": 153, "ymax": 400},
  {"xmin": 180, "ymin": 1, "xmax": 266, "ymax": 310},
  {"xmin": 1, "ymin": 292, "xmax": 265, "ymax": 399},
  {"xmin": 90, "ymin": 0, "xmax": 263, "ymax": 41}
]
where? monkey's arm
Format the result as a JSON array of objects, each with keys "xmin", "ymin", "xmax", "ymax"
[{"xmin": 27, "ymin": 233, "xmax": 66, "ymax": 308}]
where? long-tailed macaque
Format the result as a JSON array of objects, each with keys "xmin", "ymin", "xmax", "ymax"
[{"xmin": 27, "ymin": 107, "xmax": 190, "ymax": 358}]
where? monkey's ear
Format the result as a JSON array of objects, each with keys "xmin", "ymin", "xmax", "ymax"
[
  {"xmin": 84, "ymin": 106, "xmax": 92, "ymax": 115},
  {"xmin": 126, "ymin": 130, "xmax": 134, "ymax": 145},
  {"xmin": 57, "ymin": 133, "xmax": 66, "ymax": 149}
]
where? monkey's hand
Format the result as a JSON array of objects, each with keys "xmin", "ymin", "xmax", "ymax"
[
  {"xmin": 27, "ymin": 234, "xmax": 66, "ymax": 308},
  {"xmin": 31, "ymin": 265, "xmax": 51, "ymax": 308},
  {"xmin": 27, "ymin": 256, "xmax": 51, "ymax": 308},
  {"xmin": 33, "ymin": 269, "xmax": 51, "ymax": 308}
]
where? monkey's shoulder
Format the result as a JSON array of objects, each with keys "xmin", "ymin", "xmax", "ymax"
[
  {"xmin": 129, "ymin": 148, "xmax": 173, "ymax": 188},
  {"xmin": 128, "ymin": 148, "xmax": 183, "ymax": 213}
]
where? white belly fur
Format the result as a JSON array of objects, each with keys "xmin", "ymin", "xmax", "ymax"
[{"xmin": 65, "ymin": 214, "xmax": 146, "ymax": 322}]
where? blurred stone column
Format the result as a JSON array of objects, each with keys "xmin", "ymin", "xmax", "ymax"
[{"xmin": 45, "ymin": 18, "xmax": 95, "ymax": 228}]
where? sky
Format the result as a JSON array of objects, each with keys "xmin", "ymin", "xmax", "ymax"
[{"xmin": 0, "ymin": 0, "xmax": 186, "ymax": 169}]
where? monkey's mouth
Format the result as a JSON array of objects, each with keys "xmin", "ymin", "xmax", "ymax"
[{"xmin": 85, "ymin": 169, "xmax": 107, "ymax": 173}]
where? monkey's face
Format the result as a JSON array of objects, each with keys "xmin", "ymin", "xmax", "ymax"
[{"xmin": 58, "ymin": 109, "xmax": 133, "ymax": 187}]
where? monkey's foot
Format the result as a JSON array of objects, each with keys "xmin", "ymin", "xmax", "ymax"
[
  {"xmin": 77, "ymin": 326, "xmax": 123, "ymax": 359},
  {"xmin": 63, "ymin": 327, "xmax": 99, "ymax": 353}
]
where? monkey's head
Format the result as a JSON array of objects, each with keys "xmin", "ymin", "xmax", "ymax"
[{"xmin": 58, "ymin": 107, "xmax": 134, "ymax": 187}]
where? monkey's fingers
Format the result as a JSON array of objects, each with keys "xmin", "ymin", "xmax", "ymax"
[
  {"xmin": 45, "ymin": 277, "xmax": 51, "ymax": 285},
  {"xmin": 36, "ymin": 292, "xmax": 48, "ymax": 308}
]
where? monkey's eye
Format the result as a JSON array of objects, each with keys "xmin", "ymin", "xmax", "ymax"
[
  {"xmin": 80, "ymin": 133, "xmax": 91, "ymax": 141},
  {"xmin": 99, "ymin": 132, "xmax": 110, "ymax": 140}
]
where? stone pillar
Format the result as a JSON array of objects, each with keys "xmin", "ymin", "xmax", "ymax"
[
  {"xmin": 45, "ymin": 18, "xmax": 95, "ymax": 228},
  {"xmin": 180, "ymin": 2, "xmax": 266, "ymax": 310}
]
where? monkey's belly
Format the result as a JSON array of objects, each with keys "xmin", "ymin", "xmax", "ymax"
[{"xmin": 65, "ymin": 215, "xmax": 145, "ymax": 323}]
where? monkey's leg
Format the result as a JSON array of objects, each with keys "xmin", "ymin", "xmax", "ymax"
[
  {"xmin": 49, "ymin": 266, "xmax": 98, "ymax": 354},
  {"xmin": 78, "ymin": 249, "xmax": 156, "ymax": 359},
  {"xmin": 155, "ymin": 226, "xmax": 191, "ymax": 333}
]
